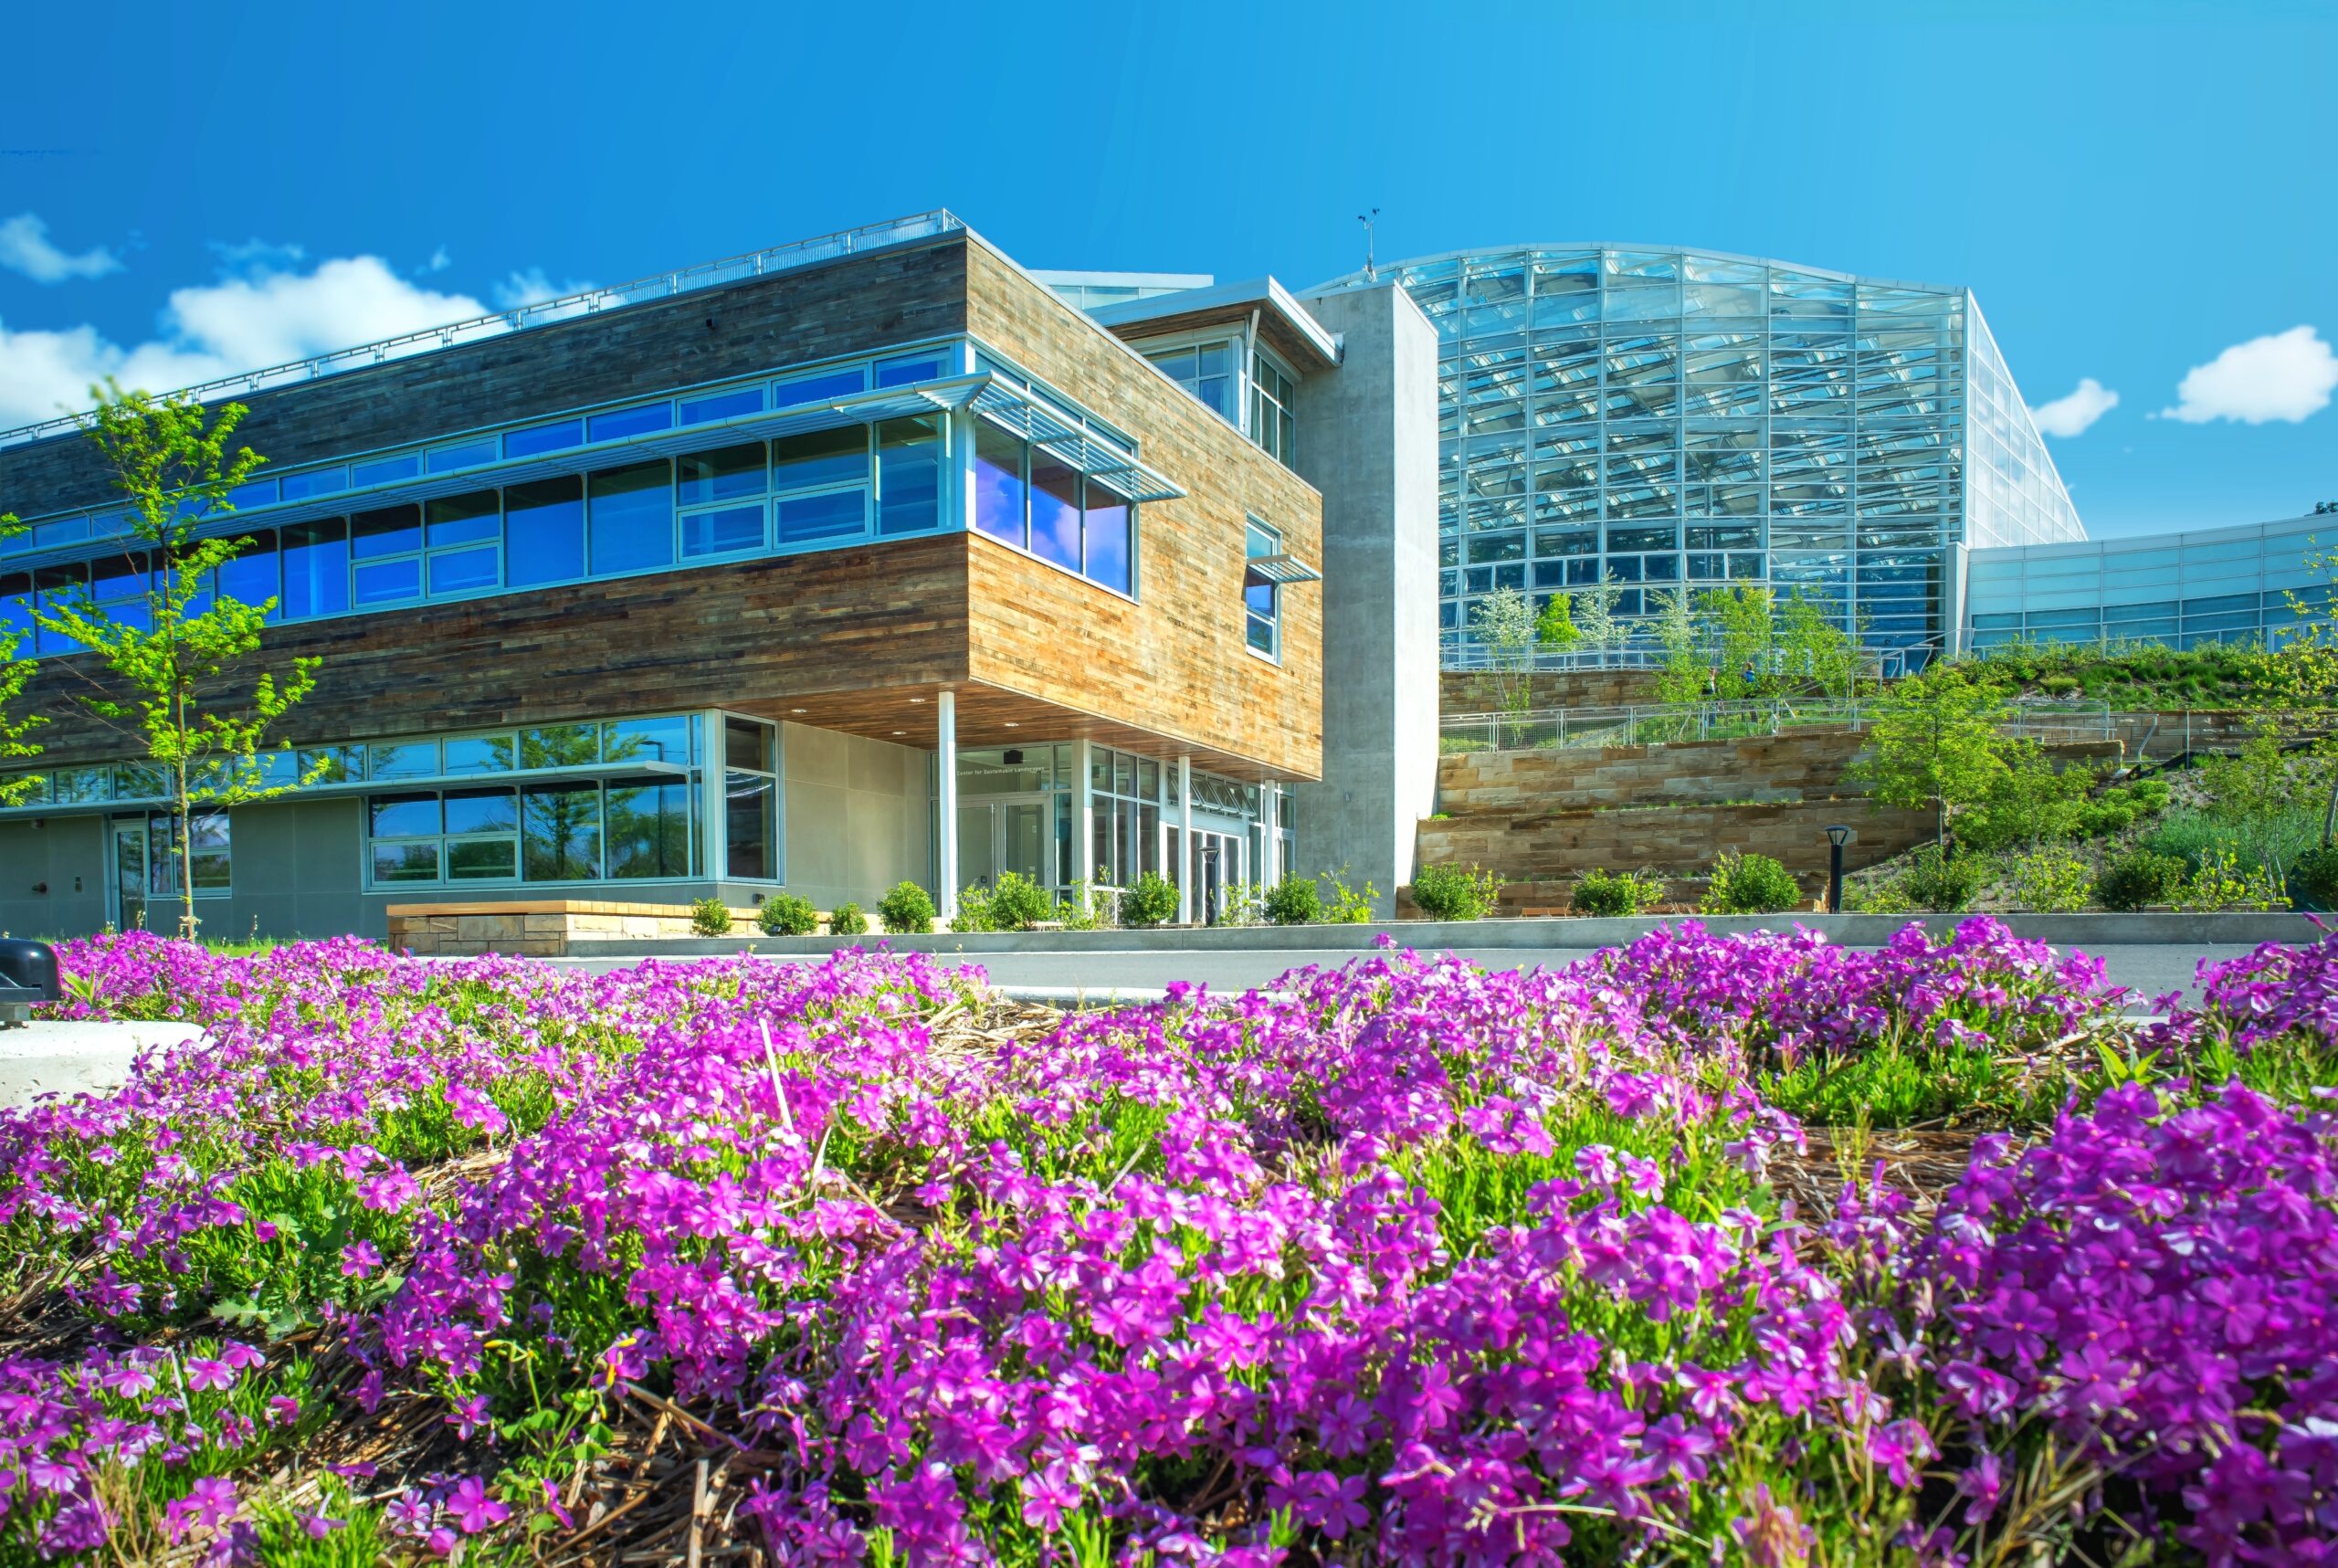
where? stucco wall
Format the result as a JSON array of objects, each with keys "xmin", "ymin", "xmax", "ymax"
[{"xmin": 780, "ymin": 722, "xmax": 931, "ymax": 911}]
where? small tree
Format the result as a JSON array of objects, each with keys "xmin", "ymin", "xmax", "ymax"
[
  {"xmin": 1533, "ymin": 590, "xmax": 1579, "ymax": 663},
  {"xmin": 1850, "ymin": 665, "xmax": 2016, "ymax": 856},
  {"xmin": 1571, "ymin": 573, "xmax": 1620, "ymax": 668},
  {"xmin": 2258, "ymin": 542, "xmax": 2338, "ymax": 846},
  {"xmin": 1704, "ymin": 580, "xmax": 1779, "ymax": 700},
  {"xmin": 1777, "ymin": 590, "xmax": 1860, "ymax": 700},
  {"xmin": 0, "ymin": 512, "xmax": 43, "ymax": 805},
  {"xmin": 1648, "ymin": 586, "xmax": 1706, "ymax": 706},
  {"xmin": 32, "ymin": 383, "xmax": 320, "ymax": 939},
  {"xmin": 1469, "ymin": 585, "xmax": 1538, "ymax": 742}
]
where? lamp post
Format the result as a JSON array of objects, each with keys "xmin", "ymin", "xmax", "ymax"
[{"xmin": 1824, "ymin": 825, "xmax": 1854, "ymax": 914}]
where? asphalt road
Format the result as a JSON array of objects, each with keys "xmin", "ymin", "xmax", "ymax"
[{"xmin": 562, "ymin": 942, "xmax": 2256, "ymax": 1008}]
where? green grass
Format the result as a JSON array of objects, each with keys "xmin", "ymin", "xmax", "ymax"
[{"xmin": 1759, "ymin": 1040, "xmax": 2073, "ymax": 1128}]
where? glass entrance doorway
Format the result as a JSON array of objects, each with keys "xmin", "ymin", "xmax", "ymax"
[
  {"xmin": 956, "ymin": 795, "xmax": 1053, "ymax": 895},
  {"xmin": 1188, "ymin": 829, "xmax": 1243, "ymax": 924},
  {"xmin": 111, "ymin": 819, "xmax": 148, "ymax": 932}
]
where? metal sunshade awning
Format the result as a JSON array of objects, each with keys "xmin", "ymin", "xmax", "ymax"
[
  {"xmin": 969, "ymin": 382, "xmax": 1185, "ymax": 505},
  {"xmin": 1246, "ymin": 552, "xmax": 1322, "ymax": 585}
]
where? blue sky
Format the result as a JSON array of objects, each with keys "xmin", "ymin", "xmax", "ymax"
[{"xmin": 1, "ymin": 1, "xmax": 2331, "ymax": 539}]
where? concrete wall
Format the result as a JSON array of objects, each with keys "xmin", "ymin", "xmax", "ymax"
[
  {"xmin": 781, "ymin": 723, "xmax": 931, "ymax": 911},
  {"xmin": 1290, "ymin": 281, "xmax": 1440, "ymax": 912}
]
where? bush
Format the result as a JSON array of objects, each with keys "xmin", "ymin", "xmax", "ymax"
[
  {"xmin": 877, "ymin": 881, "xmax": 935, "ymax": 934},
  {"xmin": 1844, "ymin": 878, "xmax": 1913, "ymax": 914},
  {"xmin": 1322, "ymin": 868, "xmax": 1378, "ymax": 924},
  {"xmin": 1263, "ymin": 875, "xmax": 1323, "ymax": 926},
  {"xmin": 688, "ymin": 897, "xmax": 733, "ymax": 936},
  {"xmin": 1904, "ymin": 845, "xmax": 1987, "ymax": 912},
  {"xmin": 2009, "ymin": 846, "xmax": 2092, "ymax": 912},
  {"xmin": 1121, "ymin": 871, "xmax": 1179, "ymax": 929},
  {"xmin": 2040, "ymin": 674, "xmax": 2081, "ymax": 697},
  {"xmin": 2174, "ymin": 848, "xmax": 2290, "ymax": 913},
  {"xmin": 756, "ymin": 892, "xmax": 818, "ymax": 936},
  {"xmin": 951, "ymin": 885, "xmax": 995, "ymax": 932},
  {"xmin": 1571, "ymin": 868, "xmax": 1665, "ymax": 917},
  {"xmin": 2094, "ymin": 848, "xmax": 2186, "ymax": 912},
  {"xmin": 981, "ymin": 872, "xmax": 1054, "ymax": 931},
  {"xmin": 2291, "ymin": 844, "xmax": 2338, "ymax": 911},
  {"xmin": 828, "ymin": 901, "xmax": 868, "ymax": 937},
  {"xmin": 1700, "ymin": 851, "xmax": 1802, "ymax": 915},
  {"xmin": 1056, "ymin": 881, "xmax": 1107, "ymax": 931},
  {"xmin": 1410, "ymin": 863, "xmax": 1504, "ymax": 921}
]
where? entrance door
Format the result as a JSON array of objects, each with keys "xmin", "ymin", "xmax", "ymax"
[
  {"xmin": 955, "ymin": 795, "xmax": 1054, "ymax": 897},
  {"xmin": 1191, "ymin": 831, "xmax": 1229, "ymax": 925},
  {"xmin": 111, "ymin": 820, "xmax": 148, "ymax": 933}
]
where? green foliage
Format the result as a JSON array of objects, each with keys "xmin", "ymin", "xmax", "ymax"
[
  {"xmin": 756, "ymin": 892, "xmax": 818, "ymax": 936},
  {"xmin": 2291, "ymin": 845, "xmax": 2338, "ymax": 910},
  {"xmin": 687, "ymin": 897, "xmax": 732, "ymax": 936},
  {"xmin": 1967, "ymin": 637, "xmax": 2277, "ymax": 710},
  {"xmin": 1844, "ymin": 877, "xmax": 1914, "ymax": 914},
  {"xmin": 1850, "ymin": 665, "xmax": 2017, "ymax": 852},
  {"xmin": 1649, "ymin": 585, "xmax": 1707, "ymax": 705},
  {"xmin": 1469, "ymin": 585, "xmax": 1538, "ymax": 722},
  {"xmin": 1761, "ymin": 1039, "xmax": 2069, "ymax": 1129},
  {"xmin": 1571, "ymin": 867, "xmax": 1666, "ymax": 917},
  {"xmin": 1320, "ymin": 866, "xmax": 1378, "ymax": 923},
  {"xmin": 1121, "ymin": 870, "xmax": 1179, "ymax": 929},
  {"xmin": 1410, "ymin": 862, "xmax": 1504, "ymax": 921},
  {"xmin": 1705, "ymin": 580, "xmax": 1779, "ymax": 700},
  {"xmin": 951, "ymin": 884, "xmax": 995, "ymax": 931},
  {"xmin": 1532, "ymin": 588, "xmax": 1578, "ymax": 654},
  {"xmin": 2094, "ymin": 847, "xmax": 2187, "ymax": 911},
  {"xmin": 1262, "ymin": 874, "xmax": 1323, "ymax": 926},
  {"xmin": 1055, "ymin": 880, "xmax": 1108, "ymax": 931},
  {"xmin": 1569, "ymin": 572, "xmax": 1620, "ymax": 662},
  {"xmin": 1956, "ymin": 746, "xmax": 2094, "ymax": 852},
  {"xmin": 984, "ymin": 872, "xmax": 1053, "ymax": 931},
  {"xmin": 1903, "ymin": 844, "xmax": 1988, "ymax": 912},
  {"xmin": 2009, "ymin": 845, "xmax": 2093, "ymax": 912},
  {"xmin": 2172, "ymin": 847, "xmax": 2290, "ymax": 912},
  {"xmin": 1775, "ymin": 589, "xmax": 1861, "ymax": 699},
  {"xmin": 2146, "ymin": 803, "xmax": 2322, "ymax": 886},
  {"xmin": 1700, "ymin": 851, "xmax": 1802, "ymax": 914},
  {"xmin": 828, "ymin": 901, "xmax": 869, "ymax": 937},
  {"xmin": 877, "ymin": 881, "xmax": 935, "ymax": 934},
  {"xmin": 27, "ymin": 383, "xmax": 321, "ymax": 936},
  {"xmin": 0, "ymin": 513, "xmax": 40, "ymax": 806}
]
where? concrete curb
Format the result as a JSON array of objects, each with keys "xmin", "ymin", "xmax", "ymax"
[{"xmin": 558, "ymin": 910, "xmax": 2327, "ymax": 960}]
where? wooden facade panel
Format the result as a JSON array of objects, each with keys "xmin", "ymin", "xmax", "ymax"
[
  {"xmin": 22, "ymin": 538, "xmax": 973, "ymax": 764},
  {"xmin": 961, "ymin": 243, "xmax": 1325, "ymax": 781}
]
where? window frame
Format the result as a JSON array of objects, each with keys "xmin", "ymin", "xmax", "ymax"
[{"xmin": 1243, "ymin": 515, "xmax": 1283, "ymax": 662}]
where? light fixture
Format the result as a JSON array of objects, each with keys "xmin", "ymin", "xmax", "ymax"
[
  {"xmin": 1003, "ymin": 721, "xmax": 1019, "ymax": 729},
  {"xmin": 892, "ymin": 730, "xmax": 906, "ymax": 735},
  {"xmin": 1824, "ymin": 825, "xmax": 1852, "ymax": 848},
  {"xmin": 910, "ymin": 696, "xmax": 925, "ymax": 704},
  {"xmin": 790, "ymin": 707, "xmax": 806, "ymax": 714}
]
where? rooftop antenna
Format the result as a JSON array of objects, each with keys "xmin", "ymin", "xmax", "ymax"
[{"xmin": 1358, "ymin": 208, "xmax": 1380, "ymax": 281}]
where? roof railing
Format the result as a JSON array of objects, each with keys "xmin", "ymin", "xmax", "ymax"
[{"xmin": 0, "ymin": 211, "xmax": 965, "ymax": 449}]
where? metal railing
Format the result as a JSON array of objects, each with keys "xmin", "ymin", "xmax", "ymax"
[
  {"xmin": 1439, "ymin": 698, "xmax": 2117, "ymax": 753},
  {"xmin": 0, "ymin": 212, "xmax": 966, "ymax": 447}
]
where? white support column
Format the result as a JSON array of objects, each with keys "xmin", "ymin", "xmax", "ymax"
[
  {"xmin": 1071, "ymin": 738, "xmax": 1095, "ymax": 889},
  {"xmin": 936, "ymin": 689, "xmax": 958, "ymax": 925},
  {"xmin": 1176, "ymin": 755, "xmax": 1194, "ymax": 924},
  {"xmin": 1261, "ymin": 780, "xmax": 1281, "ymax": 886}
]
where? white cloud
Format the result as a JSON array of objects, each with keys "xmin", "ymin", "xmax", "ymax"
[
  {"xmin": 208, "ymin": 237, "xmax": 308, "ymax": 276},
  {"xmin": 424, "ymin": 246, "xmax": 451, "ymax": 273},
  {"xmin": 0, "ymin": 213, "xmax": 124, "ymax": 283},
  {"xmin": 0, "ymin": 253, "xmax": 490, "ymax": 427},
  {"xmin": 2028, "ymin": 376, "xmax": 2120, "ymax": 438},
  {"xmin": 491, "ymin": 268, "xmax": 595, "ymax": 310},
  {"xmin": 2159, "ymin": 325, "xmax": 2338, "ymax": 425}
]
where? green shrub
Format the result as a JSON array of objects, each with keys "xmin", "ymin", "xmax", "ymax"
[
  {"xmin": 1121, "ymin": 871, "xmax": 1179, "ymax": 929},
  {"xmin": 1571, "ymin": 868, "xmax": 1665, "ymax": 917},
  {"xmin": 1056, "ymin": 881, "xmax": 1106, "ymax": 931},
  {"xmin": 2291, "ymin": 844, "xmax": 2338, "ymax": 911},
  {"xmin": 756, "ymin": 892, "xmax": 818, "ymax": 936},
  {"xmin": 1700, "ymin": 851, "xmax": 1802, "ymax": 914},
  {"xmin": 828, "ymin": 901, "xmax": 868, "ymax": 937},
  {"xmin": 877, "ymin": 880, "xmax": 935, "ymax": 934},
  {"xmin": 2094, "ymin": 848, "xmax": 2185, "ymax": 912},
  {"xmin": 1263, "ymin": 875, "xmax": 1323, "ymax": 926},
  {"xmin": 984, "ymin": 872, "xmax": 1054, "ymax": 931},
  {"xmin": 688, "ymin": 897, "xmax": 733, "ymax": 936},
  {"xmin": 1411, "ymin": 863, "xmax": 1504, "ymax": 921},
  {"xmin": 2040, "ymin": 674, "xmax": 2080, "ymax": 697},
  {"xmin": 951, "ymin": 885, "xmax": 996, "ymax": 932},
  {"xmin": 2174, "ymin": 848, "xmax": 2290, "ymax": 912},
  {"xmin": 1903, "ymin": 845, "xmax": 1987, "ymax": 911},
  {"xmin": 2009, "ymin": 845, "xmax": 2092, "ymax": 912},
  {"xmin": 1844, "ymin": 878, "xmax": 1913, "ymax": 914},
  {"xmin": 1322, "ymin": 868, "xmax": 1378, "ymax": 924}
]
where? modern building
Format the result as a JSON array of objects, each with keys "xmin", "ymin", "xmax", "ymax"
[
  {"xmin": 1297, "ymin": 245, "xmax": 2087, "ymax": 667},
  {"xmin": 0, "ymin": 213, "xmax": 1438, "ymax": 939}
]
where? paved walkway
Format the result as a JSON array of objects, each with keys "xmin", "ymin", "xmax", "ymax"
[{"xmin": 0, "ymin": 1019, "xmax": 205, "ymax": 1110}]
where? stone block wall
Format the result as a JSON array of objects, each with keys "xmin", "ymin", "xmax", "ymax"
[
  {"xmin": 1439, "ymin": 668, "xmax": 1665, "ymax": 714},
  {"xmin": 387, "ymin": 900, "xmax": 767, "ymax": 957},
  {"xmin": 1436, "ymin": 730, "xmax": 1875, "ymax": 814}
]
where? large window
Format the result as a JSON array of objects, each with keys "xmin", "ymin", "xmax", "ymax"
[
  {"xmin": 971, "ymin": 424, "xmax": 1139, "ymax": 596},
  {"xmin": 723, "ymin": 716, "xmax": 777, "ymax": 880},
  {"xmin": 1143, "ymin": 341, "xmax": 1237, "ymax": 426},
  {"xmin": 1244, "ymin": 517, "xmax": 1281, "ymax": 658},
  {"xmin": 1251, "ymin": 353, "xmax": 1296, "ymax": 467},
  {"xmin": 147, "ymin": 811, "xmax": 232, "ymax": 895}
]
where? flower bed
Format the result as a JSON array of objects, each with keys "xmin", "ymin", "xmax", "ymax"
[{"xmin": 0, "ymin": 924, "xmax": 2333, "ymax": 1563}]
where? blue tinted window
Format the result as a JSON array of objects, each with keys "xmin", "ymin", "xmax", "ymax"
[
  {"xmin": 354, "ymin": 556, "xmax": 423, "ymax": 605},
  {"xmin": 679, "ymin": 387, "xmax": 763, "ymax": 426},
  {"xmin": 429, "ymin": 547, "xmax": 499, "ymax": 595},
  {"xmin": 217, "ymin": 531, "xmax": 279, "ymax": 618},
  {"xmin": 587, "ymin": 461, "xmax": 673, "ymax": 574},
  {"xmin": 682, "ymin": 505, "xmax": 765, "ymax": 558},
  {"xmin": 352, "ymin": 506, "xmax": 421, "ymax": 559},
  {"xmin": 776, "ymin": 489, "xmax": 864, "ymax": 545},
  {"xmin": 0, "ymin": 574, "xmax": 32, "ymax": 647},
  {"xmin": 1029, "ymin": 455, "xmax": 1081, "ymax": 571},
  {"xmin": 34, "ymin": 517, "xmax": 90, "ymax": 548},
  {"xmin": 677, "ymin": 444, "xmax": 766, "ymax": 506},
  {"xmin": 281, "ymin": 467, "xmax": 351, "ymax": 501},
  {"xmin": 425, "ymin": 493, "xmax": 500, "ymax": 547},
  {"xmin": 427, "ymin": 438, "xmax": 498, "ymax": 474},
  {"xmin": 369, "ymin": 794, "xmax": 440, "ymax": 836},
  {"xmin": 1084, "ymin": 487, "xmax": 1132, "ymax": 595},
  {"xmin": 282, "ymin": 520, "xmax": 349, "ymax": 619},
  {"xmin": 774, "ymin": 368, "xmax": 865, "ymax": 407},
  {"xmin": 350, "ymin": 454, "xmax": 419, "ymax": 489},
  {"xmin": 504, "ymin": 478, "xmax": 585, "ymax": 587},
  {"xmin": 445, "ymin": 787, "xmax": 518, "ymax": 833},
  {"xmin": 505, "ymin": 420, "xmax": 583, "ymax": 458},
  {"xmin": 227, "ymin": 478, "xmax": 278, "ymax": 510},
  {"xmin": 875, "ymin": 355, "xmax": 943, "ymax": 388},
  {"xmin": 588, "ymin": 404, "xmax": 674, "ymax": 442},
  {"xmin": 973, "ymin": 424, "xmax": 1026, "ymax": 545},
  {"xmin": 876, "ymin": 416, "xmax": 942, "ymax": 537},
  {"xmin": 773, "ymin": 426, "xmax": 866, "ymax": 490}
]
